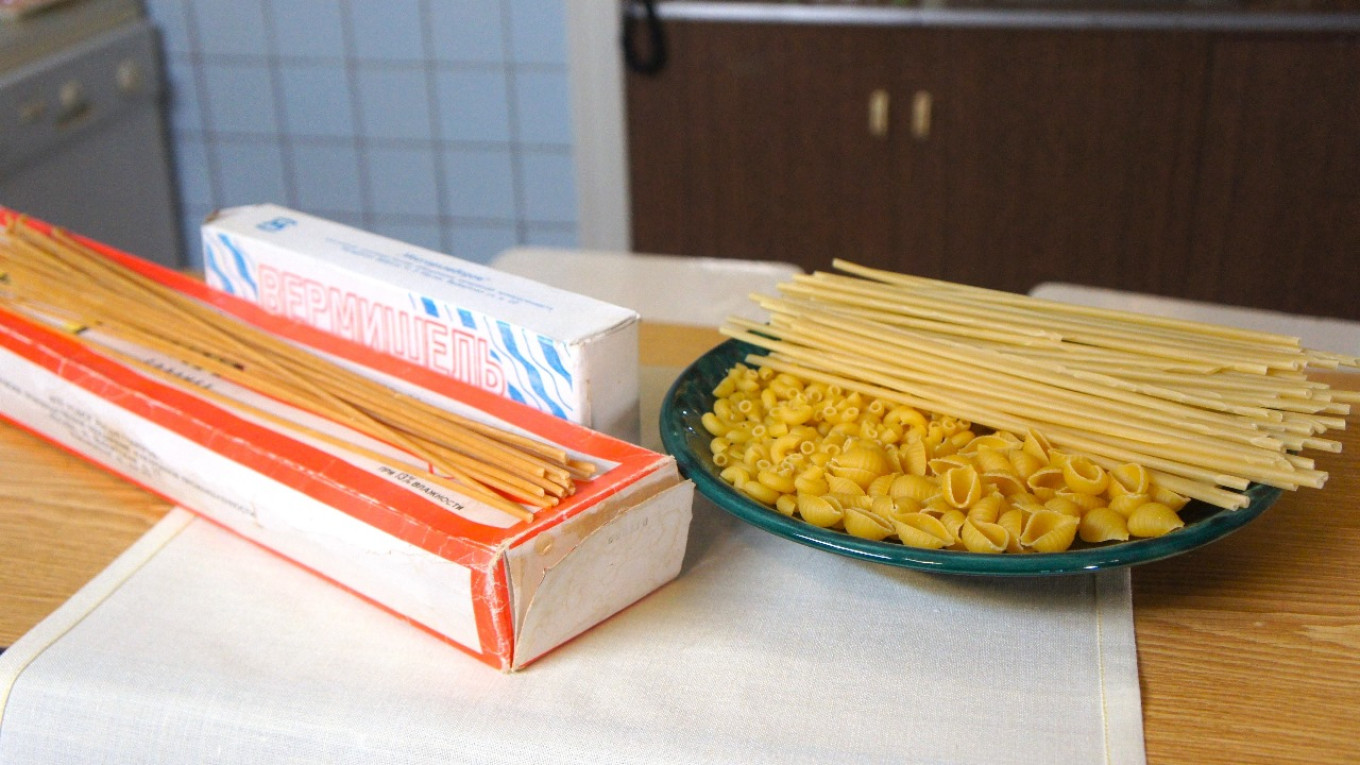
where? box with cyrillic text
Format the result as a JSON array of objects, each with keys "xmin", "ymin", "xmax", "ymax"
[
  {"xmin": 200, "ymin": 204, "xmax": 641, "ymax": 443},
  {"xmin": 0, "ymin": 210, "xmax": 693, "ymax": 672}
]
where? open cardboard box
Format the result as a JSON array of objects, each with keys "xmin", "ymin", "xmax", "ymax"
[
  {"xmin": 0, "ymin": 209, "xmax": 694, "ymax": 671},
  {"xmin": 201, "ymin": 204, "xmax": 642, "ymax": 443}
]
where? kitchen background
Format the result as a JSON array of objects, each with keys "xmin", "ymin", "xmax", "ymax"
[
  {"xmin": 145, "ymin": 0, "xmax": 580, "ymax": 271},
  {"xmin": 9, "ymin": 1, "xmax": 1356, "ymax": 319}
]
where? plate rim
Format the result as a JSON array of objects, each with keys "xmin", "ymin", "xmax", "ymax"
[{"xmin": 660, "ymin": 338, "xmax": 1283, "ymax": 576}]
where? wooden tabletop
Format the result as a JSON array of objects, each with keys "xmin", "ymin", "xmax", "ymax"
[{"xmin": 2, "ymin": 322, "xmax": 1357, "ymax": 764}]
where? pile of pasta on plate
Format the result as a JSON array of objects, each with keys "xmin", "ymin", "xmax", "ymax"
[{"xmin": 700, "ymin": 260, "xmax": 1357, "ymax": 555}]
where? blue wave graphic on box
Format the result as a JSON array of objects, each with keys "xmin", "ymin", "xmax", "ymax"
[
  {"xmin": 409, "ymin": 296, "xmax": 579, "ymax": 423},
  {"xmin": 493, "ymin": 320, "xmax": 566, "ymax": 419},
  {"xmin": 456, "ymin": 312, "xmax": 576, "ymax": 421},
  {"xmin": 202, "ymin": 233, "xmax": 258, "ymax": 299},
  {"xmin": 537, "ymin": 337, "xmax": 572, "ymax": 385}
]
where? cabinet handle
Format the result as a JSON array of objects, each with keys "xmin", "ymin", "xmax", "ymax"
[
  {"xmin": 911, "ymin": 90, "xmax": 932, "ymax": 141},
  {"xmin": 868, "ymin": 89, "xmax": 890, "ymax": 138}
]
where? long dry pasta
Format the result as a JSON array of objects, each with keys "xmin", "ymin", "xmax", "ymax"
[
  {"xmin": 705, "ymin": 261, "xmax": 1355, "ymax": 551},
  {"xmin": 720, "ymin": 262, "xmax": 1355, "ymax": 513},
  {"xmin": 0, "ymin": 219, "xmax": 587, "ymax": 523}
]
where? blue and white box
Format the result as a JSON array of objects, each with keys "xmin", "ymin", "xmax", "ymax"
[{"xmin": 201, "ymin": 204, "xmax": 641, "ymax": 442}]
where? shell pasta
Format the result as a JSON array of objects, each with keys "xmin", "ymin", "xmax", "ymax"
[{"xmin": 703, "ymin": 362, "xmax": 1191, "ymax": 554}]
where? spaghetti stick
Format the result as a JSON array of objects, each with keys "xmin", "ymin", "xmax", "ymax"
[
  {"xmin": 77, "ymin": 334, "xmax": 538, "ymax": 520},
  {"xmin": 830, "ymin": 259, "xmax": 1307, "ymax": 347},
  {"xmin": 280, "ymin": 354, "xmax": 575, "ymax": 472},
  {"xmin": 111, "ymin": 305, "xmax": 571, "ymax": 504},
  {"xmin": 737, "ymin": 339, "xmax": 1257, "ymax": 490},
  {"xmin": 728, "ymin": 318, "xmax": 1288, "ymax": 460},
  {"xmin": 734, "ymin": 309, "xmax": 1289, "ymax": 438},
  {"xmin": 784, "ymin": 276, "xmax": 1307, "ymax": 374},
  {"xmin": 799, "ymin": 270, "xmax": 1317, "ymax": 368},
  {"xmin": 34, "ymin": 223, "xmax": 580, "ymax": 479},
  {"xmin": 22, "ymin": 227, "xmax": 420, "ymax": 446},
  {"xmin": 730, "ymin": 327, "xmax": 1325, "ymax": 492},
  {"xmin": 91, "ymin": 319, "xmax": 536, "ymax": 512},
  {"xmin": 972, "ymin": 342, "xmax": 1227, "ymax": 374},
  {"xmin": 388, "ymin": 426, "xmax": 570, "ymax": 500},
  {"xmin": 1, "ymin": 222, "xmax": 580, "ymax": 523},
  {"xmin": 714, "ymin": 261, "xmax": 1349, "ymax": 516},
  {"xmin": 747, "ymin": 352, "xmax": 1254, "ymax": 509},
  {"xmin": 754, "ymin": 296, "xmax": 1290, "ymax": 422}
]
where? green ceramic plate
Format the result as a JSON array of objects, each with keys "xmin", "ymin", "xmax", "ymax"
[{"xmin": 660, "ymin": 339, "xmax": 1283, "ymax": 576}]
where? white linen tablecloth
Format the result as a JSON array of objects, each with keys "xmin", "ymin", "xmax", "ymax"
[
  {"xmin": 0, "ymin": 494, "xmax": 1144, "ymax": 763},
  {"xmin": 0, "ymin": 358, "xmax": 1146, "ymax": 764},
  {"xmin": 0, "ymin": 501, "xmax": 1142, "ymax": 764}
]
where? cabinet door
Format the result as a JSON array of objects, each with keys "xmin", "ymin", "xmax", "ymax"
[
  {"xmin": 626, "ymin": 22, "xmax": 939, "ymax": 274},
  {"xmin": 1193, "ymin": 34, "xmax": 1360, "ymax": 320},
  {"xmin": 921, "ymin": 28, "xmax": 1208, "ymax": 295},
  {"xmin": 628, "ymin": 22, "xmax": 1207, "ymax": 297}
]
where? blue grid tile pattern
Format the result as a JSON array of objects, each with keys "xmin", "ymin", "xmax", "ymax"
[
  {"xmin": 267, "ymin": 0, "xmax": 346, "ymax": 60},
  {"xmin": 150, "ymin": 0, "xmax": 578, "ymax": 269},
  {"xmin": 355, "ymin": 68, "xmax": 435, "ymax": 141},
  {"xmin": 523, "ymin": 224, "xmax": 579, "ymax": 249},
  {"xmin": 349, "ymin": 3, "xmax": 428, "ymax": 62},
  {"xmin": 508, "ymin": 0, "xmax": 567, "ymax": 65},
  {"xmin": 171, "ymin": 137, "xmax": 214, "ymax": 209},
  {"xmin": 370, "ymin": 219, "xmax": 446, "ymax": 253},
  {"xmin": 443, "ymin": 147, "xmax": 516, "ymax": 220},
  {"xmin": 435, "ymin": 68, "xmax": 512, "ymax": 143},
  {"xmin": 519, "ymin": 150, "xmax": 577, "ymax": 223},
  {"xmin": 277, "ymin": 64, "xmax": 357, "ymax": 137},
  {"xmin": 366, "ymin": 146, "xmax": 442, "ymax": 217},
  {"xmin": 514, "ymin": 69, "xmax": 573, "ymax": 145},
  {"xmin": 429, "ymin": 0, "xmax": 506, "ymax": 64},
  {"xmin": 290, "ymin": 141, "xmax": 365, "ymax": 214},
  {"xmin": 163, "ymin": 62, "xmax": 202, "ymax": 133},
  {"xmin": 144, "ymin": 0, "xmax": 192, "ymax": 54},
  {"xmin": 192, "ymin": 0, "xmax": 270, "ymax": 57},
  {"xmin": 213, "ymin": 139, "xmax": 290, "ymax": 206},
  {"xmin": 200, "ymin": 63, "xmax": 279, "ymax": 135},
  {"xmin": 450, "ymin": 222, "xmax": 519, "ymax": 264}
]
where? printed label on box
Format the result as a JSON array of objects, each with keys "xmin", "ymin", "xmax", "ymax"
[{"xmin": 200, "ymin": 205, "xmax": 640, "ymax": 440}]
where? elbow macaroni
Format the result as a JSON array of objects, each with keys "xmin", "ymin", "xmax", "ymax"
[{"xmin": 703, "ymin": 363, "xmax": 1190, "ymax": 553}]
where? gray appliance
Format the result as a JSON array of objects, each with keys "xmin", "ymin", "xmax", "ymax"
[{"xmin": 0, "ymin": 0, "xmax": 181, "ymax": 267}]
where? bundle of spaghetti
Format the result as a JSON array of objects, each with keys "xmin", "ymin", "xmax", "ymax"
[
  {"xmin": 0, "ymin": 219, "xmax": 592, "ymax": 523},
  {"xmin": 719, "ymin": 260, "xmax": 1356, "ymax": 510}
]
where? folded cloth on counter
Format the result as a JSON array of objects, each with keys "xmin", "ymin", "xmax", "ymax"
[
  {"xmin": 22, "ymin": 278, "xmax": 1341, "ymax": 763},
  {"xmin": 0, "ymin": 355, "xmax": 1145, "ymax": 764},
  {"xmin": 0, "ymin": 496, "xmax": 1145, "ymax": 764}
]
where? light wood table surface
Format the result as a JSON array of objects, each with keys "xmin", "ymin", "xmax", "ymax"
[{"xmin": 2, "ymin": 322, "xmax": 1357, "ymax": 764}]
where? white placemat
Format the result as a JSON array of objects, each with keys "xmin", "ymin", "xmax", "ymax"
[
  {"xmin": 0, "ymin": 359, "xmax": 1145, "ymax": 764},
  {"xmin": 0, "ymin": 505, "xmax": 1143, "ymax": 764},
  {"xmin": 490, "ymin": 248, "xmax": 802, "ymax": 327}
]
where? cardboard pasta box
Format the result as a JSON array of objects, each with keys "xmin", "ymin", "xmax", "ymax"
[
  {"xmin": 0, "ymin": 210, "xmax": 694, "ymax": 671},
  {"xmin": 200, "ymin": 204, "xmax": 641, "ymax": 443}
]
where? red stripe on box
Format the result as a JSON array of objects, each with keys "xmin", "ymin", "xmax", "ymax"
[
  {"xmin": 0, "ymin": 306, "xmax": 509, "ymax": 560},
  {"xmin": 473, "ymin": 563, "xmax": 515, "ymax": 668},
  {"xmin": 0, "ymin": 314, "xmax": 509, "ymax": 670},
  {"xmin": 185, "ymin": 511, "xmax": 508, "ymax": 671}
]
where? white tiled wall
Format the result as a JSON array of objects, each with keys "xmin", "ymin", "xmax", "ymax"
[{"xmin": 145, "ymin": 0, "xmax": 579, "ymax": 270}]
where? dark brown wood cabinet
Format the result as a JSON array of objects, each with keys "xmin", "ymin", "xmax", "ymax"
[
  {"xmin": 914, "ymin": 28, "xmax": 1209, "ymax": 296},
  {"xmin": 626, "ymin": 23, "xmax": 915, "ymax": 271},
  {"xmin": 626, "ymin": 13, "xmax": 1360, "ymax": 320},
  {"xmin": 1193, "ymin": 33, "xmax": 1360, "ymax": 319}
]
